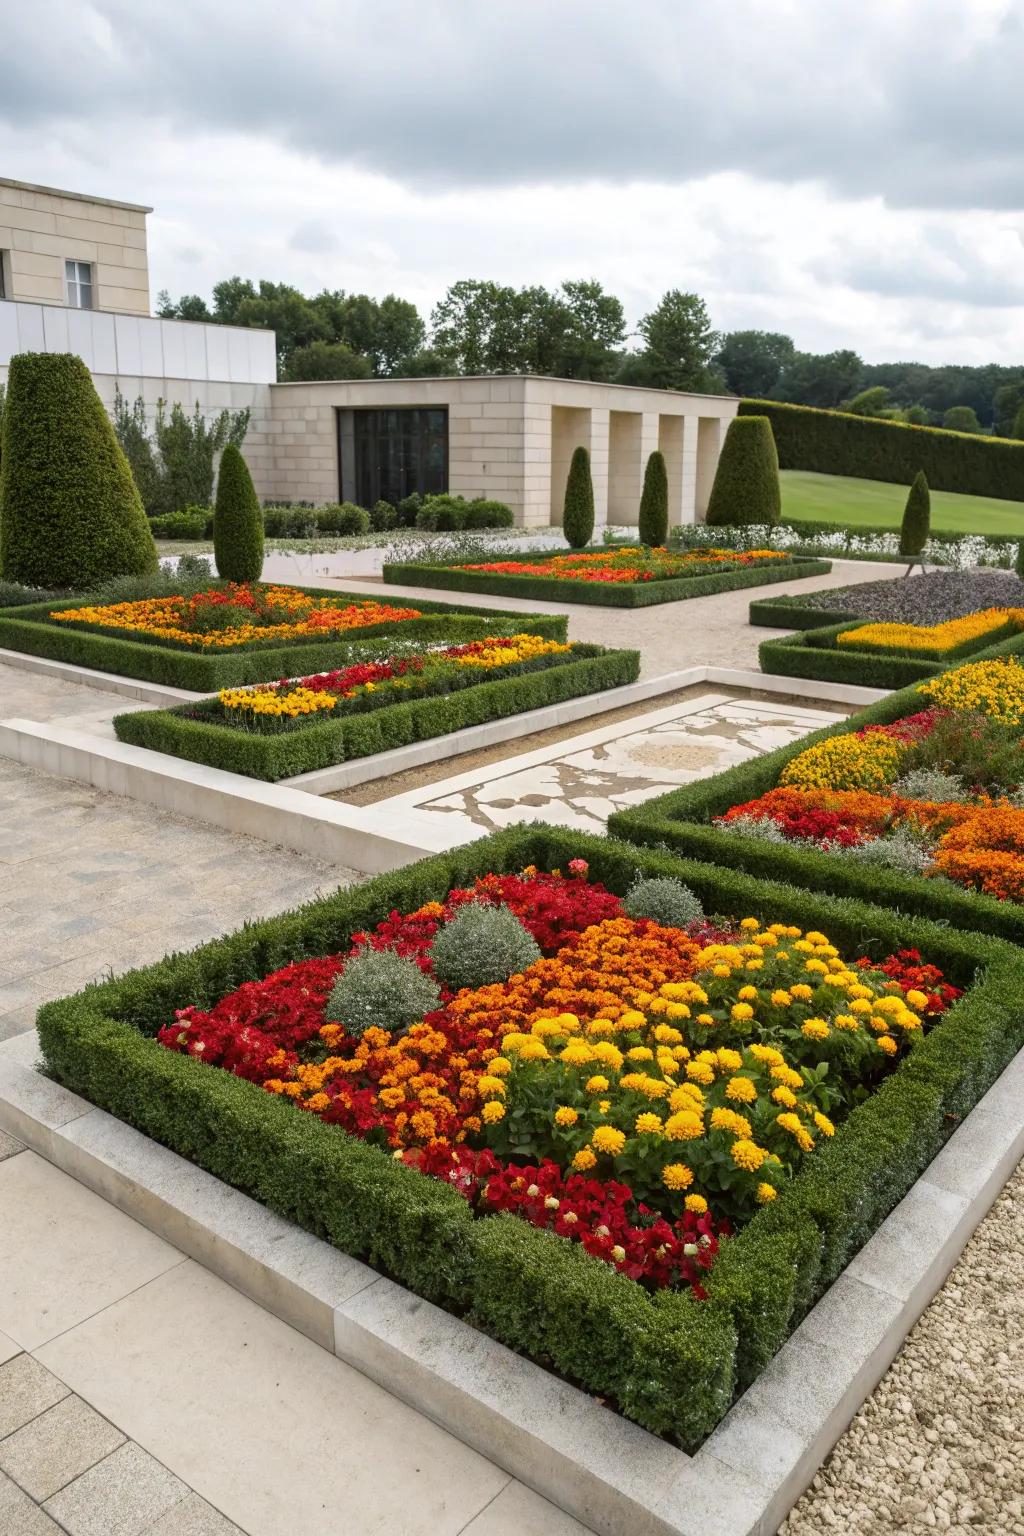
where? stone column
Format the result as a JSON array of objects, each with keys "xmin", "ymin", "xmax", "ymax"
[
  {"xmin": 680, "ymin": 414, "xmax": 699, "ymax": 523},
  {"xmin": 587, "ymin": 407, "xmax": 610, "ymax": 528}
]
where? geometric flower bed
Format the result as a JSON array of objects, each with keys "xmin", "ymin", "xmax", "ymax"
[
  {"xmin": 384, "ymin": 546, "xmax": 832, "ymax": 608},
  {"xmin": 759, "ymin": 609, "xmax": 1024, "ymax": 690},
  {"xmin": 750, "ymin": 568, "xmax": 1024, "ymax": 632},
  {"xmin": 112, "ymin": 636, "xmax": 640, "ymax": 779},
  {"xmin": 0, "ymin": 581, "xmax": 568, "ymax": 689},
  {"xmin": 35, "ymin": 825, "xmax": 1024, "ymax": 1450},
  {"xmin": 609, "ymin": 657, "xmax": 1024, "ymax": 945}
]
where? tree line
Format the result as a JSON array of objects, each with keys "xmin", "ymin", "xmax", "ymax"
[{"xmin": 157, "ymin": 278, "xmax": 1024, "ymax": 434}]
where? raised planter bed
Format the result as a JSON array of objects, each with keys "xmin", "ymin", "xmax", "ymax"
[
  {"xmin": 0, "ymin": 581, "xmax": 566, "ymax": 690},
  {"xmin": 384, "ymin": 546, "xmax": 832, "ymax": 608},
  {"xmin": 34, "ymin": 824, "xmax": 1024, "ymax": 1468},
  {"xmin": 112, "ymin": 639, "xmax": 640, "ymax": 780},
  {"xmin": 759, "ymin": 610, "xmax": 1024, "ymax": 689},
  {"xmin": 610, "ymin": 654, "xmax": 1024, "ymax": 943}
]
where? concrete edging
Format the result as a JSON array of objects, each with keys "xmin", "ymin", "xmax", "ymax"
[
  {"xmin": 0, "ymin": 645, "xmax": 203, "ymax": 707},
  {"xmin": 1, "ymin": 1027, "xmax": 1020, "ymax": 1536}
]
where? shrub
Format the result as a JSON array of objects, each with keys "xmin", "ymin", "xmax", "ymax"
[
  {"xmin": 0, "ymin": 578, "xmax": 64, "ymax": 609},
  {"xmin": 430, "ymin": 902, "xmax": 541, "ymax": 991},
  {"xmin": 638, "ymin": 450, "xmax": 669, "ymax": 547},
  {"xmin": 414, "ymin": 495, "xmax": 513, "ymax": 533},
  {"xmin": 893, "ymin": 768, "xmax": 968, "ymax": 802},
  {"xmin": 900, "ymin": 471, "xmax": 930, "ymax": 558},
  {"xmin": 942, "ymin": 406, "xmax": 982, "ymax": 434},
  {"xmin": 370, "ymin": 500, "xmax": 399, "ymax": 532},
  {"xmin": 622, "ymin": 876, "xmax": 704, "ymax": 927},
  {"xmin": 463, "ymin": 500, "xmax": 514, "ymax": 530},
  {"xmin": 705, "ymin": 416, "xmax": 780, "ymax": 528},
  {"xmin": 738, "ymin": 399, "xmax": 1024, "ymax": 502},
  {"xmin": 324, "ymin": 947, "xmax": 441, "ymax": 1038},
  {"xmin": 0, "ymin": 353, "xmax": 158, "ymax": 590},
  {"xmin": 149, "ymin": 508, "xmax": 210, "ymax": 539},
  {"xmin": 316, "ymin": 503, "xmax": 371, "ymax": 536},
  {"xmin": 213, "ymin": 444, "xmax": 264, "ymax": 582},
  {"xmin": 563, "ymin": 447, "xmax": 595, "ymax": 549},
  {"xmin": 397, "ymin": 493, "xmax": 423, "ymax": 528}
]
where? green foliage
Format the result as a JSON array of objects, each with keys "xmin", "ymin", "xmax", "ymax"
[
  {"xmin": 758, "ymin": 625, "xmax": 946, "ymax": 691},
  {"xmin": 942, "ymin": 405, "xmax": 983, "ymax": 434},
  {"xmin": 900, "ymin": 470, "xmax": 930, "ymax": 557},
  {"xmin": 1016, "ymin": 538, "xmax": 1024, "ymax": 582},
  {"xmin": 1013, "ymin": 403, "xmax": 1024, "ymax": 442},
  {"xmin": 563, "ymin": 446, "xmax": 595, "ymax": 549},
  {"xmin": 325, "ymin": 947, "xmax": 440, "ymax": 1037},
  {"xmin": 114, "ymin": 389, "xmax": 250, "ymax": 515},
  {"xmin": 0, "ymin": 578, "xmax": 64, "ymax": 608},
  {"xmin": 714, "ymin": 330, "xmax": 795, "ymax": 398},
  {"xmin": 618, "ymin": 290, "xmax": 720, "ymax": 392},
  {"xmin": 901, "ymin": 404, "xmax": 931, "ymax": 425},
  {"xmin": 370, "ymin": 500, "xmax": 399, "ymax": 532},
  {"xmin": 622, "ymin": 877, "xmax": 704, "ymax": 928},
  {"xmin": 213, "ymin": 444, "xmax": 264, "ymax": 582},
  {"xmin": 845, "ymin": 386, "xmax": 893, "ymax": 417},
  {"xmin": 384, "ymin": 553, "xmax": 831, "ymax": 608},
  {"xmin": 0, "ymin": 353, "xmax": 158, "ymax": 590},
  {"xmin": 705, "ymin": 415, "xmax": 781, "ymax": 528},
  {"xmin": 282, "ymin": 342, "xmax": 373, "ymax": 381},
  {"xmin": 637, "ymin": 450, "xmax": 669, "ymax": 547},
  {"xmin": 430, "ymin": 902, "xmax": 541, "ymax": 991},
  {"xmin": 739, "ymin": 399, "xmax": 1024, "ymax": 502},
  {"xmin": 414, "ymin": 494, "xmax": 514, "ymax": 532},
  {"xmin": 149, "ymin": 508, "xmax": 210, "ymax": 539},
  {"xmin": 113, "ymin": 644, "xmax": 634, "ymax": 778},
  {"xmin": 429, "ymin": 278, "xmax": 626, "ymax": 380}
]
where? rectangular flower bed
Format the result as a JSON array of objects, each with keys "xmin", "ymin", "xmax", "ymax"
[
  {"xmin": 36, "ymin": 824, "xmax": 1024, "ymax": 1451},
  {"xmin": 610, "ymin": 655, "xmax": 1024, "ymax": 943},
  {"xmin": 384, "ymin": 546, "xmax": 831, "ymax": 608},
  {"xmin": 750, "ymin": 569, "xmax": 1024, "ymax": 632},
  {"xmin": 112, "ymin": 635, "xmax": 640, "ymax": 779},
  {"xmin": 759, "ymin": 611, "xmax": 1024, "ymax": 690},
  {"xmin": 0, "ymin": 581, "xmax": 567, "ymax": 690}
]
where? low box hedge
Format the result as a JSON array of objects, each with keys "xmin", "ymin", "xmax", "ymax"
[
  {"xmin": 609, "ymin": 647, "xmax": 1024, "ymax": 943},
  {"xmin": 749, "ymin": 595, "xmax": 863, "ymax": 630},
  {"xmin": 0, "ymin": 585, "xmax": 568, "ymax": 691},
  {"xmin": 36, "ymin": 825, "xmax": 1024, "ymax": 1448},
  {"xmin": 112, "ymin": 644, "xmax": 640, "ymax": 779},
  {"xmin": 383, "ymin": 552, "xmax": 832, "ymax": 608},
  {"xmin": 758, "ymin": 623, "xmax": 948, "ymax": 690}
]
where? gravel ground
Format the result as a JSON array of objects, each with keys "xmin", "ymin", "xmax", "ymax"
[
  {"xmin": 797, "ymin": 570, "xmax": 1024, "ymax": 624},
  {"xmin": 781, "ymin": 1160, "xmax": 1024, "ymax": 1535}
]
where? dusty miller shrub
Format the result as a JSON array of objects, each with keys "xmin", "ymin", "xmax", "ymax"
[
  {"xmin": 325, "ymin": 947, "xmax": 441, "ymax": 1038},
  {"xmin": 430, "ymin": 902, "xmax": 541, "ymax": 992},
  {"xmin": 623, "ymin": 876, "xmax": 704, "ymax": 928}
]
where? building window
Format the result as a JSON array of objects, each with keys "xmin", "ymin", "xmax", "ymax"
[
  {"xmin": 65, "ymin": 260, "xmax": 94, "ymax": 309},
  {"xmin": 338, "ymin": 407, "xmax": 448, "ymax": 506},
  {"xmin": 0, "ymin": 251, "xmax": 8, "ymax": 300}
]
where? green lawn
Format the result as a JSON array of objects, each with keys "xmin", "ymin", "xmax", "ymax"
[{"xmin": 781, "ymin": 469, "xmax": 1024, "ymax": 537}]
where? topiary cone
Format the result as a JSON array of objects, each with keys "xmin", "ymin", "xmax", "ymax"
[
  {"xmin": 899, "ymin": 470, "xmax": 930, "ymax": 558},
  {"xmin": 563, "ymin": 445, "xmax": 595, "ymax": 549},
  {"xmin": 0, "ymin": 352, "xmax": 158, "ymax": 590},
  {"xmin": 213, "ymin": 443, "xmax": 264, "ymax": 583},
  {"xmin": 705, "ymin": 415, "xmax": 781, "ymax": 528},
  {"xmin": 638, "ymin": 449, "xmax": 669, "ymax": 546}
]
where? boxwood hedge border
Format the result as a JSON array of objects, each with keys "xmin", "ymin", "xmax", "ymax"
[
  {"xmin": 0, "ymin": 584, "xmax": 567, "ymax": 690},
  {"xmin": 749, "ymin": 595, "xmax": 863, "ymax": 630},
  {"xmin": 111, "ymin": 644, "xmax": 640, "ymax": 780},
  {"xmin": 35, "ymin": 824, "xmax": 1024, "ymax": 1449},
  {"xmin": 758, "ymin": 619, "xmax": 1024, "ymax": 691},
  {"xmin": 382, "ymin": 553, "xmax": 832, "ymax": 608}
]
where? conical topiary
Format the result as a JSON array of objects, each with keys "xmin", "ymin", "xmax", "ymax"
[
  {"xmin": 563, "ymin": 445, "xmax": 595, "ymax": 549},
  {"xmin": 705, "ymin": 415, "xmax": 781, "ymax": 528},
  {"xmin": 0, "ymin": 352, "xmax": 158, "ymax": 590},
  {"xmin": 1015, "ymin": 538, "xmax": 1024, "ymax": 582},
  {"xmin": 899, "ymin": 471, "xmax": 930, "ymax": 558},
  {"xmin": 1012, "ymin": 402, "xmax": 1024, "ymax": 442},
  {"xmin": 638, "ymin": 449, "xmax": 669, "ymax": 547},
  {"xmin": 213, "ymin": 443, "xmax": 264, "ymax": 583}
]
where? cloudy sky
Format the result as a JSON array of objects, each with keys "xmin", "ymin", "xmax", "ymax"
[{"xmin": 5, "ymin": 0, "xmax": 1024, "ymax": 364}]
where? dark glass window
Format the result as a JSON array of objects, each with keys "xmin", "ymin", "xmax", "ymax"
[{"xmin": 340, "ymin": 407, "xmax": 448, "ymax": 506}]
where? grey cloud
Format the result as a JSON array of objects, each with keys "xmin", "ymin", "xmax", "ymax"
[
  {"xmin": 289, "ymin": 220, "xmax": 338, "ymax": 254},
  {"xmin": 813, "ymin": 225, "xmax": 1024, "ymax": 308},
  {"xmin": 3, "ymin": 0, "xmax": 1024, "ymax": 211}
]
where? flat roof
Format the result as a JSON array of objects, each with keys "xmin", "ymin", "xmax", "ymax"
[
  {"xmin": 0, "ymin": 176, "xmax": 152, "ymax": 214},
  {"xmin": 272, "ymin": 373, "xmax": 738, "ymax": 401}
]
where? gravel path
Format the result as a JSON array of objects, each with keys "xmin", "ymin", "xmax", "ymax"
[
  {"xmin": 799, "ymin": 570, "xmax": 1024, "ymax": 625},
  {"xmin": 781, "ymin": 1160, "xmax": 1024, "ymax": 1535}
]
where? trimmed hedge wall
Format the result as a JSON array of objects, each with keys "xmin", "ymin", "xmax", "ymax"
[
  {"xmin": 739, "ymin": 398, "xmax": 1024, "ymax": 501},
  {"xmin": 609, "ymin": 644, "xmax": 1024, "ymax": 943},
  {"xmin": 749, "ymin": 594, "xmax": 863, "ymax": 630},
  {"xmin": 113, "ymin": 644, "xmax": 640, "ymax": 779},
  {"xmin": 35, "ymin": 825, "xmax": 1024, "ymax": 1448},
  {"xmin": 757, "ymin": 623, "xmax": 948, "ymax": 690},
  {"xmin": 383, "ymin": 554, "xmax": 832, "ymax": 608},
  {"xmin": 0, "ymin": 587, "xmax": 568, "ymax": 691}
]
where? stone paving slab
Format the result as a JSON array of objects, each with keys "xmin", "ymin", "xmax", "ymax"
[{"xmin": 0, "ymin": 1395, "xmax": 125, "ymax": 1503}]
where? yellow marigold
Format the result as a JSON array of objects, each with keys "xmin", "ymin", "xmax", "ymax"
[
  {"xmin": 906, "ymin": 988, "xmax": 928, "ymax": 1009},
  {"xmin": 725, "ymin": 1075, "xmax": 758, "ymax": 1103},
  {"xmin": 737, "ymin": 985, "xmax": 759, "ymax": 1002},
  {"xmin": 661, "ymin": 1163, "xmax": 694, "ymax": 1191},
  {"xmin": 487, "ymin": 1057, "xmax": 512, "ymax": 1076},
  {"xmin": 572, "ymin": 1148, "xmax": 597, "ymax": 1172},
  {"xmin": 592, "ymin": 1125, "xmax": 627, "ymax": 1156},
  {"xmin": 620, "ymin": 1010, "xmax": 647, "ymax": 1030},
  {"xmin": 585, "ymin": 1075, "xmax": 610, "ymax": 1093},
  {"xmin": 716, "ymin": 1047, "xmax": 743, "ymax": 1072},
  {"xmin": 771, "ymin": 990, "xmax": 792, "ymax": 1007},
  {"xmin": 771, "ymin": 1064, "xmax": 804, "ymax": 1090},
  {"xmin": 805, "ymin": 959, "xmax": 829, "ymax": 975},
  {"xmin": 665, "ymin": 1110, "xmax": 704, "ymax": 1141},
  {"xmin": 626, "ymin": 1046, "xmax": 654, "ymax": 1062},
  {"xmin": 481, "ymin": 1101, "xmax": 506, "ymax": 1124},
  {"xmin": 476, "ymin": 1076, "xmax": 505, "ymax": 1098},
  {"xmin": 686, "ymin": 1059, "xmax": 716, "ymax": 1085},
  {"xmin": 713, "ymin": 964, "xmax": 732, "ymax": 979},
  {"xmin": 711, "ymin": 1106, "xmax": 752, "ymax": 1137},
  {"xmin": 559, "ymin": 1042, "xmax": 594, "ymax": 1067},
  {"xmin": 790, "ymin": 984, "xmax": 814, "ymax": 1001},
  {"xmin": 517, "ymin": 1039, "xmax": 550, "ymax": 1061},
  {"xmin": 731, "ymin": 1139, "xmax": 769, "ymax": 1172},
  {"xmin": 591, "ymin": 1041, "xmax": 624, "ymax": 1069},
  {"xmin": 635, "ymin": 1112, "xmax": 664, "ymax": 1135},
  {"xmin": 670, "ymin": 1083, "xmax": 705, "ymax": 1111},
  {"xmin": 696, "ymin": 1013, "xmax": 715, "ymax": 1027},
  {"xmin": 554, "ymin": 1106, "xmax": 579, "ymax": 1127},
  {"xmin": 771, "ymin": 1085, "xmax": 798, "ymax": 1108},
  {"xmin": 877, "ymin": 1035, "xmax": 898, "ymax": 1055},
  {"xmin": 756, "ymin": 1182, "xmax": 778, "ymax": 1203},
  {"xmin": 834, "ymin": 1014, "xmax": 861, "ymax": 1032},
  {"xmin": 685, "ymin": 1194, "xmax": 709, "ymax": 1214},
  {"xmin": 740, "ymin": 917, "xmax": 760, "ymax": 930},
  {"xmin": 801, "ymin": 1019, "xmax": 830, "ymax": 1041},
  {"xmin": 749, "ymin": 1043, "xmax": 784, "ymax": 1065},
  {"xmin": 814, "ymin": 1112, "xmax": 836, "ymax": 1137},
  {"xmin": 730, "ymin": 1002, "xmax": 755, "ymax": 1022},
  {"xmin": 777, "ymin": 1112, "xmax": 814, "ymax": 1151}
]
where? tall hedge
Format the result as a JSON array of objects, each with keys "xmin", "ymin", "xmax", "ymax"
[
  {"xmin": 740, "ymin": 398, "xmax": 1024, "ymax": 502},
  {"xmin": 899, "ymin": 471, "xmax": 930, "ymax": 557},
  {"xmin": 563, "ymin": 445, "xmax": 595, "ymax": 549},
  {"xmin": 638, "ymin": 449, "xmax": 669, "ymax": 546},
  {"xmin": 213, "ymin": 443, "xmax": 264, "ymax": 583},
  {"xmin": 0, "ymin": 352, "xmax": 157, "ymax": 590},
  {"xmin": 705, "ymin": 415, "xmax": 781, "ymax": 528}
]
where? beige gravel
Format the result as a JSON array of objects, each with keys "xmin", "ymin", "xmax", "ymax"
[{"xmin": 781, "ymin": 1160, "xmax": 1024, "ymax": 1536}]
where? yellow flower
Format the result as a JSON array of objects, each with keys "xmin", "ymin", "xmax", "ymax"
[
  {"xmin": 572, "ymin": 1148, "xmax": 597, "ymax": 1172},
  {"xmin": 725, "ymin": 1075, "xmax": 757, "ymax": 1103},
  {"xmin": 635, "ymin": 1112, "xmax": 664, "ymax": 1134},
  {"xmin": 686, "ymin": 1060, "xmax": 716, "ymax": 1085},
  {"xmin": 716, "ymin": 1048, "xmax": 743, "ymax": 1072},
  {"xmin": 756, "ymin": 1182, "xmax": 778, "ymax": 1203},
  {"xmin": 771, "ymin": 1085, "xmax": 798, "ymax": 1109},
  {"xmin": 592, "ymin": 1126, "xmax": 627, "ymax": 1156},
  {"xmin": 476, "ymin": 1076, "xmax": 505, "ymax": 1098},
  {"xmin": 711, "ymin": 1106, "xmax": 752, "ymax": 1138},
  {"xmin": 906, "ymin": 989, "xmax": 928, "ymax": 1009},
  {"xmin": 685, "ymin": 1194, "xmax": 708, "ymax": 1214},
  {"xmin": 665, "ymin": 1110, "xmax": 704, "ymax": 1141},
  {"xmin": 771, "ymin": 990, "xmax": 792, "ymax": 1007},
  {"xmin": 877, "ymin": 1035, "xmax": 898, "ymax": 1055},
  {"xmin": 730, "ymin": 1002, "xmax": 755, "ymax": 1022},
  {"xmin": 517, "ymin": 1039, "xmax": 550, "ymax": 1061},
  {"xmin": 731, "ymin": 1139, "xmax": 769, "ymax": 1172},
  {"xmin": 481, "ymin": 1101, "xmax": 506, "ymax": 1124},
  {"xmin": 559, "ymin": 1041, "xmax": 594, "ymax": 1067},
  {"xmin": 554, "ymin": 1106, "xmax": 579, "ymax": 1127},
  {"xmin": 813, "ymin": 1112, "xmax": 836, "ymax": 1137},
  {"xmin": 776, "ymin": 1112, "xmax": 814, "ymax": 1151},
  {"xmin": 801, "ymin": 1019, "xmax": 830, "ymax": 1041},
  {"xmin": 737, "ymin": 985, "xmax": 759, "ymax": 1002},
  {"xmin": 487, "ymin": 1057, "xmax": 512, "ymax": 1076},
  {"xmin": 670, "ymin": 1083, "xmax": 705, "ymax": 1111},
  {"xmin": 790, "ymin": 984, "xmax": 814, "ymax": 1001},
  {"xmin": 662, "ymin": 1163, "xmax": 694, "ymax": 1191},
  {"xmin": 740, "ymin": 917, "xmax": 760, "ymax": 930},
  {"xmin": 585, "ymin": 1075, "xmax": 610, "ymax": 1093}
]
